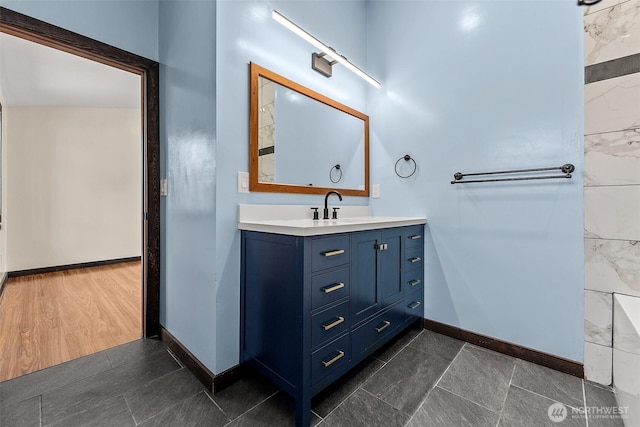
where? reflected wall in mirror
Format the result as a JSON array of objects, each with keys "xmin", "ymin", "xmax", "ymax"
[{"xmin": 250, "ymin": 62, "xmax": 369, "ymax": 196}]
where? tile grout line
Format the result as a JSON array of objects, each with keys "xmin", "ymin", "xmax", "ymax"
[
  {"xmin": 165, "ymin": 348, "xmax": 185, "ymax": 369},
  {"xmin": 373, "ymin": 329, "xmax": 424, "ymax": 364},
  {"xmin": 122, "ymin": 394, "xmax": 139, "ymax": 426},
  {"xmin": 583, "ymin": 127, "xmax": 640, "ymax": 137},
  {"xmin": 204, "ymin": 389, "xmax": 230, "ymax": 422},
  {"xmin": 226, "ymin": 388, "xmax": 281, "ymax": 422},
  {"xmin": 311, "ymin": 409, "xmax": 323, "ymax": 422},
  {"xmin": 318, "ymin": 358, "xmax": 389, "ymax": 422},
  {"xmin": 495, "ymin": 363, "xmax": 517, "ymax": 427},
  {"xmin": 407, "ymin": 343, "xmax": 475, "ymax": 423},
  {"xmin": 583, "ymin": 379, "xmax": 590, "ymax": 427},
  {"xmin": 405, "ymin": 342, "xmax": 467, "ymax": 425},
  {"xmin": 359, "ymin": 387, "xmax": 406, "ymax": 415},
  {"xmin": 509, "ymin": 383, "xmax": 584, "ymax": 411},
  {"xmin": 39, "ymin": 394, "xmax": 43, "ymax": 427}
]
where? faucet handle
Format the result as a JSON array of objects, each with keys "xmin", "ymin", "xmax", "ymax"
[
  {"xmin": 310, "ymin": 207, "xmax": 319, "ymax": 220},
  {"xmin": 332, "ymin": 207, "xmax": 340, "ymax": 220}
]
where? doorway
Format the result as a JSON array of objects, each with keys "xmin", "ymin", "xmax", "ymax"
[{"xmin": 0, "ymin": 7, "xmax": 160, "ymax": 377}]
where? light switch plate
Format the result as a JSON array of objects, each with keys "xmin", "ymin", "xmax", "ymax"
[
  {"xmin": 238, "ymin": 171, "xmax": 249, "ymax": 193},
  {"xmin": 372, "ymin": 184, "xmax": 380, "ymax": 198},
  {"xmin": 160, "ymin": 179, "xmax": 168, "ymax": 196}
]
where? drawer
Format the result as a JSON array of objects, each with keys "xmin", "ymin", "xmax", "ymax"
[
  {"xmin": 404, "ymin": 226, "xmax": 424, "ymax": 249},
  {"xmin": 312, "ymin": 300, "xmax": 350, "ymax": 349},
  {"xmin": 404, "ymin": 268, "xmax": 423, "ymax": 293},
  {"xmin": 405, "ymin": 246, "xmax": 423, "ymax": 272},
  {"xmin": 312, "ymin": 235, "xmax": 350, "ymax": 272},
  {"xmin": 352, "ymin": 302, "xmax": 405, "ymax": 357},
  {"xmin": 311, "ymin": 333, "xmax": 350, "ymax": 385},
  {"xmin": 312, "ymin": 267, "xmax": 349, "ymax": 310},
  {"xmin": 404, "ymin": 288, "xmax": 424, "ymax": 322}
]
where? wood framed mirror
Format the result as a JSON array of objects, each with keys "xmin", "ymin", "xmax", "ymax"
[{"xmin": 249, "ymin": 62, "xmax": 369, "ymax": 196}]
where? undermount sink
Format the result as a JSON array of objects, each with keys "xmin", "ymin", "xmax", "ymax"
[{"xmin": 238, "ymin": 205, "xmax": 426, "ymax": 236}]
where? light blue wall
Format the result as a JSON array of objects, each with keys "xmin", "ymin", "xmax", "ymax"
[
  {"xmin": 2, "ymin": 0, "xmax": 586, "ymax": 371},
  {"xmin": 0, "ymin": 0, "xmax": 159, "ymax": 60},
  {"xmin": 367, "ymin": 1, "xmax": 584, "ymax": 361},
  {"xmin": 158, "ymin": 0, "xmax": 217, "ymax": 371},
  {"xmin": 215, "ymin": 0, "xmax": 369, "ymax": 371}
]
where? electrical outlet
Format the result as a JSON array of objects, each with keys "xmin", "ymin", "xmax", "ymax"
[
  {"xmin": 372, "ymin": 184, "xmax": 380, "ymax": 198},
  {"xmin": 238, "ymin": 171, "xmax": 249, "ymax": 193},
  {"xmin": 160, "ymin": 179, "xmax": 168, "ymax": 196}
]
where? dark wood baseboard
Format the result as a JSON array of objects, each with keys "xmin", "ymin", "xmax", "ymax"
[
  {"xmin": 424, "ymin": 319, "xmax": 584, "ymax": 378},
  {"xmin": 159, "ymin": 326, "xmax": 243, "ymax": 393},
  {"xmin": 0, "ymin": 272, "xmax": 7, "ymax": 298},
  {"xmin": 160, "ymin": 326, "xmax": 215, "ymax": 391},
  {"xmin": 213, "ymin": 364, "xmax": 244, "ymax": 393},
  {"xmin": 8, "ymin": 257, "xmax": 142, "ymax": 278}
]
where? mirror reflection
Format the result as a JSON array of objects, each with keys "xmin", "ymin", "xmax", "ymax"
[{"xmin": 250, "ymin": 63, "xmax": 369, "ymax": 197}]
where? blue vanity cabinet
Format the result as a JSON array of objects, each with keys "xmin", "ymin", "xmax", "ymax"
[{"xmin": 240, "ymin": 224, "xmax": 424, "ymax": 427}]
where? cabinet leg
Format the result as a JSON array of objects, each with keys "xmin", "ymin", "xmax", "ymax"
[{"xmin": 295, "ymin": 395, "xmax": 311, "ymax": 427}]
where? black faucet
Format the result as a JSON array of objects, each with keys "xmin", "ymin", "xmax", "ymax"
[{"xmin": 324, "ymin": 190, "xmax": 342, "ymax": 220}]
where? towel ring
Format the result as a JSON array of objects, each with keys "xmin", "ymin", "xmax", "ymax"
[
  {"xmin": 395, "ymin": 155, "xmax": 417, "ymax": 178},
  {"xmin": 330, "ymin": 164, "xmax": 343, "ymax": 183}
]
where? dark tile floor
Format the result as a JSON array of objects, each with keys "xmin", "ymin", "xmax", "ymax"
[{"xmin": 0, "ymin": 328, "xmax": 625, "ymax": 427}]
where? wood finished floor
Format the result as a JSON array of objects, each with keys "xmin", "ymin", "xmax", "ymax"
[{"xmin": 0, "ymin": 261, "xmax": 142, "ymax": 382}]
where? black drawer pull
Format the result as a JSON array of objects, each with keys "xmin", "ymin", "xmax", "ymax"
[
  {"xmin": 321, "ymin": 282, "xmax": 345, "ymax": 293},
  {"xmin": 408, "ymin": 234, "xmax": 422, "ymax": 240},
  {"xmin": 408, "ymin": 279, "xmax": 421, "ymax": 287},
  {"xmin": 375, "ymin": 320, "xmax": 391, "ymax": 333},
  {"xmin": 322, "ymin": 350, "xmax": 345, "ymax": 367},
  {"xmin": 322, "ymin": 316, "xmax": 345, "ymax": 331},
  {"xmin": 408, "ymin": 257, "xmax": 421, "ymax": 263},
  {"xmin": 322, "ymin": 249, "xmax": 345, "ymax": 257},
  {"xmin": 408, "ymin": 301, "xmax": 421, "ymax": 310}
]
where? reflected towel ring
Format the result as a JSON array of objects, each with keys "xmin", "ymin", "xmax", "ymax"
[
  {"xmin": 395, "ymin": 155, "xmax": 417, "ymax": 178},
  {"xmin": 330, "ymin": 164, "xmax": 343, "ymax": 183}
]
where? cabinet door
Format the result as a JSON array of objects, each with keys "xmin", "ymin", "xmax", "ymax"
[
  {"xmin": 379, "ymin": 228, "xmax": 403, "ymax": 305},
  {"xmin": 351, "ymin": 231, "xmax": 380, "ymax": 325}
]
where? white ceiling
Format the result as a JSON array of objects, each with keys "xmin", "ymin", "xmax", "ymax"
[{"xmin": 0, "ymin": 32, "xmax": 141, "ymax": 108}]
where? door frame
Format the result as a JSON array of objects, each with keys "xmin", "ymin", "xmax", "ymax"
[{"xmin": 0, "ymin": 7, "xmax": 161, "ymax": 337}]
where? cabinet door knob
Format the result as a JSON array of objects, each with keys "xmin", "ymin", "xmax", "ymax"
[
  {"xmin": 375, "ymin": 243, "xmax": 388, "ymax": 251},
  {"xmin": 375, "ymin": 320, "xmax": 391, "ymax": 333},
  {"xmin": 322, "ymin": 350, "xmax": 345, "ymax": 367},
  {"xmin": 322, "ymin": 316, "xmax": 345, "ymax": 331},
  {"xmin": 321, "ymin": 282, "xmax": 345, "ymax": 293},
  {"xmin": 322, "ymin": 249, "xmax": 345, "ymax": 257}
]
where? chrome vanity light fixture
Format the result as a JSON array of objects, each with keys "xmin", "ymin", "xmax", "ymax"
[{"xmin": 272, "ymin": 10, "xmax": 382, "ymax": 89}]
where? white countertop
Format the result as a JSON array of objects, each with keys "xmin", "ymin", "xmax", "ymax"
[{"xmin": 238, "ymin": 205, "xmax": 426, "ymax": 236}]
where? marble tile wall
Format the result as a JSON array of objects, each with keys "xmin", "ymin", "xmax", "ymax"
[
  {"xmin": 584, "ymin": 0, "xmax": 640, "ymax": 66},
  {"xmin": 583, "ymin": 0, "xmax": 640, "ymax": 390},
  {"xmin": 258, "ymin": 79, "xmax": 275, "ymax": 182}
]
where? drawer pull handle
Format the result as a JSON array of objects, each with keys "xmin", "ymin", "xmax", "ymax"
[
  {"xmin": 409, "ymin": 234, "xmax": 422, "ymax": 240},
  {"xmin": 375, "ymin": 320, "xmax": 391, "ymax": 333},
  {"xmin": 408, "ymin": 257, "xmax": 422, "ymax": 263},
  {"xmin": 321, "ymin": 282, "xmax": 345, "ymax": 293},
  {"xmin": 322, "ymin": 316, "xmax": 345, "ymax": 331},
  {"xmin": 322, "ymin": 249, "xmax": 345, "ymax": 257},
  {"xmin": 408, "ymin": 279, "xmax": 421, "ymax": 287},
  {"xmin": 322, "ymin": 350, "xmax": 345, "ymax": 367},
  {"xmin": 408, "ymin": 301, "xmax": 421, "ymax": 310}
]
